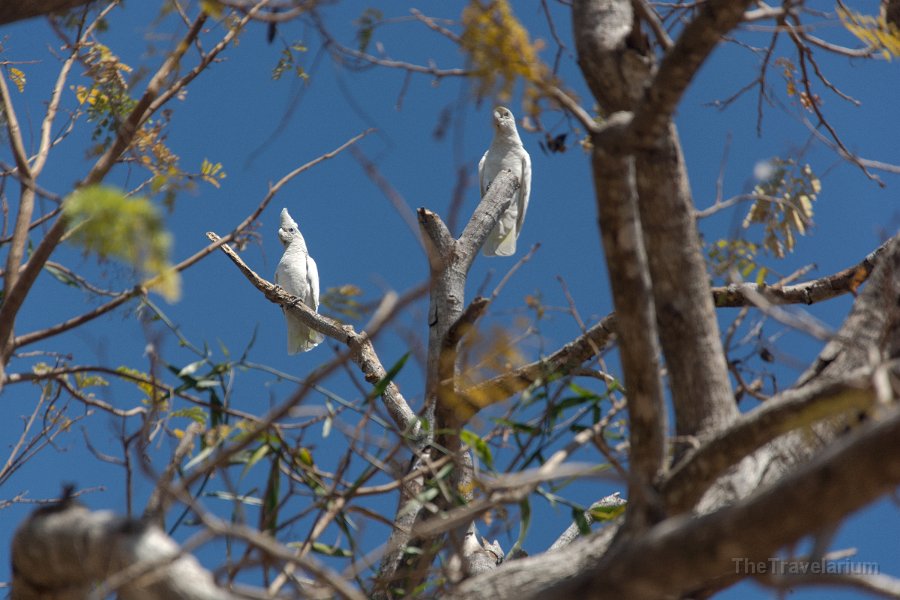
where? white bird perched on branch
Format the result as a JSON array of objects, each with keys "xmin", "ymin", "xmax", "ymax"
[
  {"xmin": 275, "ymin": 208, "xmax": 324, "ymax": 354},
  {"xmin": 479, "ymin": 106, "xmax": 532, "ymax": 257}
]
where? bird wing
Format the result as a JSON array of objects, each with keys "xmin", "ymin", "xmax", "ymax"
[
  {"xmin": 516, "ymin": 150, "xmax": 532, "ymax": 234},
  {"xmin": 478, "ymin": 151, "xmax": 488, "ymax": 196},
  {"xmin": 306, "ymin": 254, "xmax": 320, "ymax": 311}
]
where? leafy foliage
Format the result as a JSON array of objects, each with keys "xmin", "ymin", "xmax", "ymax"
[
  {"xmin": 460, "ymin": 0, "xmax": 549, "ymax": 113},
  {"xmin": 63, "ymin": 185, "xmax": 180, "ymax": 300},
  {"xmin": 272, "ymin": 42, "xmax": 309, "ymax": 81},
  {"xmin": 72, "ymin": 42, "xmax": 137, "ymax": 145},
  {"xmin": 776, "ymin": 57, "xmax": 817, "ymax": 111},
  {"xmin": 742, "ymin": 159, "xmax": 819, "ymax": 259},
  {"xmin": 7, "ymin": 67, "xmax": 26, "ymax": 92},
  {"xmin": 354, "ymin": 8, "xmax": 383, "ymax": 53},
  {"xmin": 199, "ymin": 159, "xmax": 227, "ymax": 188},
  {"xmin": 839, "ymin": 8, "xmax": 900, "ymax": 59},
  {"xmin": 71, "ymin": 42, "xmax": 222, "ymax": 207},
  {"xmin": 460, "ymin": 429, "xmax": 494, "ymax": 471},
  {"xmin": 708, "ymin": 239, "xmax": 769, "ymax": 285}
]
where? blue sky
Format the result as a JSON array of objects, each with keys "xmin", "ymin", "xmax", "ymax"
[{"xmin": 1, "ymin": 2, "xmax": 898, "ymax": 598}]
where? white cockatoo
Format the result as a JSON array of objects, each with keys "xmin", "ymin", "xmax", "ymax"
[
  {"xmin": 275, "ymin": 208, "xmax": 324, "ymax": 354},
  {"xmin": 479, "ymin": 106, "xmax": 532, "ymax": 257},
  {"xmin": 462, "ymin": 523, "xmax": 504, "ymax": 575}
]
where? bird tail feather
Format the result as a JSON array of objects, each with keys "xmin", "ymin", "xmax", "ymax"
[
  {"xmin": 482, "ymin": 230, "xmax": 516, "ymax": 257},
  {"xmin": 286, "ymin": 313, "xmax": 324, "ymax": 354}
]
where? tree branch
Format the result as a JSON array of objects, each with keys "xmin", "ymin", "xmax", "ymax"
[
  {"xmin": 11, "ymin": 129, "xmax": 371, "ymax": 351},
  {"xmin": 206, "ymin": 232, "xmax": 418, "ymax": 437},
  {"xmin": 636, "ymin": 126, "xmax": 737, "ymax": 442},
  {"xmin": 0, "ymin": 65, "xmax": 37, "ymax": 307},
  {"xmin": 462, "ymin": 314, "xmax": 617, "ymax": 412},
  {"xmin": 460, "ymin": 236, "xmax": 892, "ymax": 413},
  {"xmin": 589, "ymin": 135, "xmax": 666, "ymax": 531},
  {"xmin": 448, "ymin": 405, "xmax": 900, "ymax": 599},
  {"xmin": 377, "ymin": 165, "xmax": 522, "ymax": 594},
  {"xmin": 712, "ymin": 236, "xmax": 888, "ymax": 307},
  {"xmin": 456, "ymin": 169, "xmax": 519, "ymax": 272},
  {"xmin": 0, "ymin": 12, "xmax": 209, "ymax": 369},
  {"xmin": 662, "ymin": 365, "xmax": 882, "ymax": 514},
  {"xmin": 629, "ymin": 0, "xmax": 755, "ymax": 145},
  {"xmin": 11, "ymin": 494, "xmax": 365, "ymax": 600}
]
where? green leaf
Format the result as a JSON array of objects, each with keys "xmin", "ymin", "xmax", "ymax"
[
  {"xmin": 260, "ymin": 455, "xmax": 281, "ymax": 534},
  {"xmin": 460, "ymin": 429, "xmax": 494, "ymax": 470},
  {"xmin": 707, "ymin": 238, "xmax": 768, "ymax": 285},
  {"xmin": 75, "ymin": 373, "xmax": 108, "ymax": 389},
  {"xmin": 170, "ymin": 406, "xmax": 208, "ymax": 425},
  {"xmin": 370, "ymin": 352, "xmax": 410, "ymax": 399},
  {"xmin": 572, "ymin": 507, "xmax": 591, "ymax": 535},
  {"xmin": 115, "ymin": 365, "xmax": 155, "ymax": 398},
  {"xmin": 355, "ymin": 8, "xmax": 383, "ymax": 53},
  {"xmin": 508, "ymin": 498, "xmax": 531, "ymax": 557},
  {"xmin": 204, "ymin": 491, "xmax": 263, "ymax": 506},
  {"xmin": 494, "ymin": 417, "xmax": 539, "ymax": 435},
  {"xmin": 63, "ymin": 185, "xmax": 180, "ymax": 301},
  {"xmin": 295, "ymin": 447, "xmax": 314, "ymax": 467},
  {"xmin": 208, "ymin": 389, "xmax": 224, "ymax": 428},
  {"xmin": 8, "ymin": 67, "xmax": 26, "ymax": 92}
]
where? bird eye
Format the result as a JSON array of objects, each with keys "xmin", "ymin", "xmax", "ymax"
[{"xmin": 289, "ymin": 228, "xmax": 295, "ymax": 232}]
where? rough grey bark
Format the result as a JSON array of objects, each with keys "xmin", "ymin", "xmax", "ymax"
[
  {"xmin": 883, "ymin": 0, "xmax": 900, "ymax": 29},
  {"xmin": 577, "ymin": 0, "xmax": 746, "ymax": 446},
  {"xmin": 634, "ymin": 126, "xmax": 736, "ymax": 441},
  {"xmin": 572, "ymin": 0, "xmax": 649, "ymax": 113},
  {"xmin": 589, "ymin": 124, "xmax": 667, "ymax": 529},
  {"xmin": 572, "ymin": 0, "xmax": 668, "ymax": 534},
  {"xmin": 572, "ymin": 0, "xmax": 751, "ymax": 533}
]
